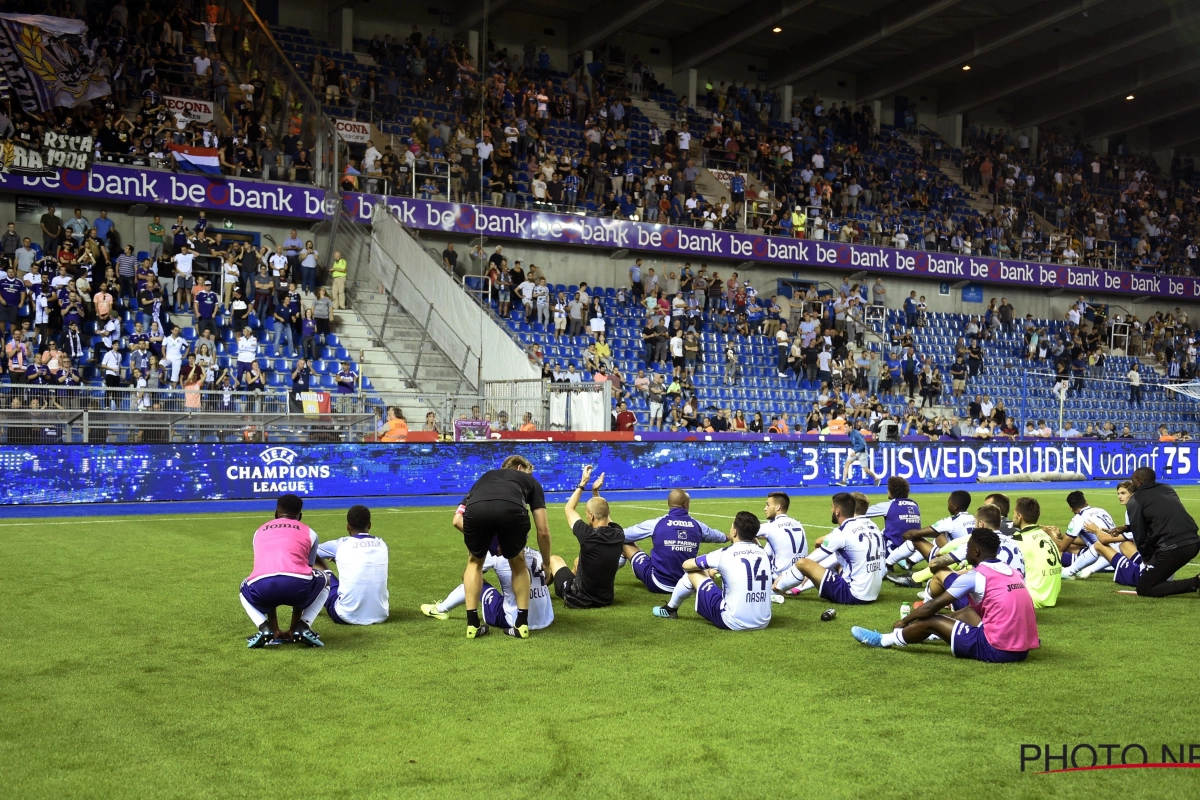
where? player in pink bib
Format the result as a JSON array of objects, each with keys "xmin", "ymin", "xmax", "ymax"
[
  {"xmin": 241, "ymin": 494, "xmax": 330, "ymax": 648},
  {"xmin": 851, "ymin": 528, "xmax": 1039, "ymax": 663}
]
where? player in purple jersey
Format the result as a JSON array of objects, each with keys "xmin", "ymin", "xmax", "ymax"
[
  {"xmin": 864, "ymin": 477, "xmax": 922, "ymax": 555},
  {"xmin": 621, "ymin": 489, "xmax": 730, "ymax": 593}
]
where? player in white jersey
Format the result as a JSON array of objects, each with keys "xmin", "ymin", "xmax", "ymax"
[
  {"xmin": 421, "ymin": 547, "xmax": 554, "ymax": 631},
  {"xmin": 1055, "ymin": 490, "xmax": 1117, "ymax": 578},
  {"xmin": 774, "ymin": 492, "xmax": 885, "ymax": 604},
  {"xmin": 758, "ymin": 491, "xmax": 808, "ymax": 580},
  {"xmin": 924, "ymin": 504, "xmax": 1021, "ymax": 604},
  {"xmin": 315, "ymin": 505, "xmax": 389, "ymax": 625},
  {"xmin": 1070, "ymin": 481, "xmax": 1141, "ymax": 581},
  {"xmin": 884, "ymin": 489, "xmax": 974, "ymax": 586},
  {"xmin": 651, "ymin": 512, "xmax": 771, "ymax": 630}
]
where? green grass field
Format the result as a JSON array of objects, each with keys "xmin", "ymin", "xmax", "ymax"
[{"xmin": 3, "ymin": 487, "xmax": 1200, "ymax": 799}]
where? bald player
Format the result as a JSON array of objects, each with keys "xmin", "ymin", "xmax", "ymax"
[
  {"xmin": 621, "ymin": 488, "xmax": 730, "ymax": 594},
  {"xmin": 549, "ymin": 466, "xmax": 625, "ymax": 609}
]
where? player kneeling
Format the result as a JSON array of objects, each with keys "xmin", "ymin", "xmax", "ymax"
[
  {"xmin": 315, "ymin": 505, "xmax": 389, "ymax": 626},
  {"xmin": 851, "ymin": 528, "xmax": 1040, "ymax": 663},
  {"xmin": 241, "ymin": 494, "xmax": 330, "ymax": 648},
  {"xmin": 421, "ymin": 544, "xmax": 554, "ymax": 635},
  {"xmin": 773, "ymin": 492, "xmax": 885, "ymax": 604},
  {"xmin": 651, "ymin": 511, "xmax": 771, "ymax": 631}
]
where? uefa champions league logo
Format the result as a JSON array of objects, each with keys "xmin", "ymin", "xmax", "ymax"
[
  {"xmin": 224, "ymin": 447, "xmax": 330, "ymax": 493},
  {"xmin": 259, "ymin": 447, "xmax": 299, "ymax": 466}
]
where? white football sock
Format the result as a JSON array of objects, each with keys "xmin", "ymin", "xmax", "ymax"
[
  {"xmin": 880, "ymin": 627, "xmax": 908, "ymax": 648},
  {"xmin": 667, "ymin": 575, "xmax": 695, "ymax": 609},
  {"xmin": 240, "ymin": 592, "xmax": 268, "ymax": 627},
  {"xmin": 886, "ymin": 541, "xmax": 915, "ymax": 566},
  {"xmin": 775, "ymin": 567, "xmax": 816, "ymax": 593},
  {"xmin": 817, "ymin": 551, "xmax": 840, "ymax": 569},
  {"xmin": 1063, "ymin": 545, "xmax": 1099, "ymax": 577},
  {"xmin": 300, "ymin": 583, "xmax": 331, "ymax": 626},
  {"xmin": 437, "ymin": 584, "xmax": 467, "ymax": 613},
  {"xmin": 1078, "ymin": 551, "xmax": 1113, "ymax": 578}
]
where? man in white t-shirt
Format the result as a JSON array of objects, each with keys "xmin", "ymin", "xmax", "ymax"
[
  {"xmin": 172, "ymin": 245, "xmax": 195, "ymax": 312},
  {"xmin": 236, "ymin": 326, "xmax": 258, "ymax": 382},
  {"xmin": 269, "ymin": 246, "xmax": 289, "ymax": 278},
  {"xmin": 316, "ymin": 505, "xmax": 389, "ymax": 625},
  {"xmin": 162, "ymin": 325, "xmax": 188, "ymax": 384},
  {"xmin": 516, "ymin": 278, "xmax": 536, "ymax": 322}
]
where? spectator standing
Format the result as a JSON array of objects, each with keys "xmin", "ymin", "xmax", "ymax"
[{"xmin": 331, "ymin": 251, "xmax": 347, "ymax": 309}]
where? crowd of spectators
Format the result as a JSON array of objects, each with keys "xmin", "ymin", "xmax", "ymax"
[
  {"xmin": 0, "ymin": 207, "xmax": 351, "ymax": 412},
  {"xmin": 956, "ymin": 125, "xmax": 1199, "ymax": 275}
]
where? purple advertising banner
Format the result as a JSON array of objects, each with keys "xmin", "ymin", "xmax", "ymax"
[{"xmin": 3, "ymin": 161, "xmax": 1196, "ymax": 302}]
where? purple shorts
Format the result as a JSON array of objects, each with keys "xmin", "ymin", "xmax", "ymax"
[
  {"xmin": 323, "ymin": 573, "xmax": 348, "ymax": 624},
  {"xmin": 818, "ymin": 570, "xmax": 870, "ymax": 605},
  {"xmin": 632, "ymin": 551, "xmax": 673, "ymax": 594},
  {"xmin": 695, "ymin": 579, "xmax": 729, "ymax": 629},
  {"xmin": 241, "ymin": 572, "xmax": 327, "ymax": 613},
  {"xmin": 1060, "ymin": 551, "xmax": 1074, "ymax": 568},
  {"xmin": 1113, "ymin": 552, "xmax": 1144, "ymax": 587},
  {"xmin": 941, "ymin": 572, "xmax": 970, "ymax": 611},
  {"xmin": 951, "ymin": 620, "xmax": 1027, "ymax": 663},
  {"xmin": 480, "ymin": 579, "xmax": 507, "ymax": 628}
]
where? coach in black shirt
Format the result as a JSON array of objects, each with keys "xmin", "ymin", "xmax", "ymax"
[
  {"xmin": 550, "ymin": 465, "xmax": 624, "ymax": 608},
  {"xmin": 1128, "ymin": 466, "xmax": 1200, "ymax": 597},
  {"xmin": 453, "ymin": 455, "xmax": 552, "ymax": 638}
]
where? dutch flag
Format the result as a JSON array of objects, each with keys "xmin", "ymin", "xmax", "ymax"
[{"xmin": 168, "ymin": 143, "xmax": 222, "ymax": 175}]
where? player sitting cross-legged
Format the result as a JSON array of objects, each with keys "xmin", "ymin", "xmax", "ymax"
[
  {"xmin": 620, "ymin": 488, "xmax": 731, "ymax": 594},
  {"xmin": 773, "ymin": 492, "xmax": 886, "ymax": 604},
  {"xmin": 651, "ymin": 511, "xmax": 772, "ymax": 631},
  {"xmin": 1069, "ymin": 481, "xmax": 1144, "ymax": 585},
  {"xmin": 922, "ymin": 504, "xmax": 1024, "ymax": 605},
  {"xmin": 757, "ymin": 492, "xmax": 808, "ymax": 604},
  {"xmin": 1054, "ymin": 490, "xmax": 1116, "ymax": 579},
  {"xmin": 421, "ymin": 541, "xmax": 554, "ymax": 634},
  {"xmin": 852, "ymin": 527, "xmax": 1040, "ymax": 663},
  {"xmin": 884, "ymin": 490, "xmax": 975, "ymax": 587},
  {"xmin": 315, "ymin": 505, "xmax": 389, "ymax": 626},
  {"xmin": 241, "ymin": 493, "xmax": 330, "ymax": 648}
]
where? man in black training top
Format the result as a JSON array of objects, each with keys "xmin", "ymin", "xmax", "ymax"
[
  {"xmin": 453, "ymin": 455, "xmax": 552, "ymax": 639},
  {"xmin": 549, "ymin": 465, "xmax": 625, "ymax": 608},
  {"xmin": 1127, "ymin": 467, "xmax": 1200, "ymax": 598}
]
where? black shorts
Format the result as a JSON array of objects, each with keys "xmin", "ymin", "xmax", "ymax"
[
  {"xmin": 553, "ymin": 566, "xmax": 577, "ymax": 600},
  {"xmin": 462, "ymin": 501, "xmax": 529, "ymax": 559}
]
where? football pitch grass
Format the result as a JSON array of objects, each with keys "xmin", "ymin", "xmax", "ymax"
[{"xmin": 4, "ymin": 488, "xmax": 1200, "ymax": 799}]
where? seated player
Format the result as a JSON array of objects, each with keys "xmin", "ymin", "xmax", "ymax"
[
  {"xmin": 1055, "ymin": 491, "xmax": 1116, "ymax": 579},
  {"xmin": 1072, "ymin": 481, "xmax": 1143, "ymax": 585},
  {"xmin": 315, "ymin": 505, "xmax": 389, "ymax": 625},
  {"xmin": 651, "ymin": 511, "xmax": 771, "ymax": 631},
  {"xmin": 851, "ymin": 527, "xmax": 1040, "ymax": 663},
  {"xmin": 620, "ymin": 488, "xmax": 729, "ymax": 594},
  {"xmin": 240, "ymin": 493, "xmax": 329, "ymax": 648},
  {"xmin": 982, "ymin": 492, "xmax": 1017, "ymax": 536},
  {"xmin": 864, "ymin": 477, "xmax": 922, "ymax": 564},
  {"xmin": 549, "ymin": 466, "xmax": 625, "ymax": 609},
  {"xmin": 421, "ymin": 543, "xmax": 554, "ymax": 634},
  {"xmin": 1010, "ymin": 496, "xmax": 1062, "ymax": 608},
  {"xmin": 773, "ymin": 492, "xmax": 886, "ymax": 604},
  {"xmin": 923, "ymin": 504, "xmax": 1024, "ymax": 604},
  {"xmin": 757, "ymin": 491, "xmax": 808, "ymax": 602},
  {"xmin": 884, "ymin": 489, "xmax": 975, "ymax": 586}
]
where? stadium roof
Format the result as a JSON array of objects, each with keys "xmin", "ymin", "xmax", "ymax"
[{"xmin": 467, "ymin": 0, "xmax": 1200, "ymax": 140}]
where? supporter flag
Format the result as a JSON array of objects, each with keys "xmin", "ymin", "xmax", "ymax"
[
  {"xmin": 0, "ymin": 14, "xmax": 110, "ymax": 113},
  {"xmin": 297, "ymin": 391, "xmax": 331, "ymax": 416},
  {"xmin": 168, "ymin": 143, "xmax": 222, "ymax": 175}
]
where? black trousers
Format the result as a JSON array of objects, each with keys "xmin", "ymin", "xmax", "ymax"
[{"xmin": 1137, "ymin": 539, "xmax": 1200, "ymax": 597}]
